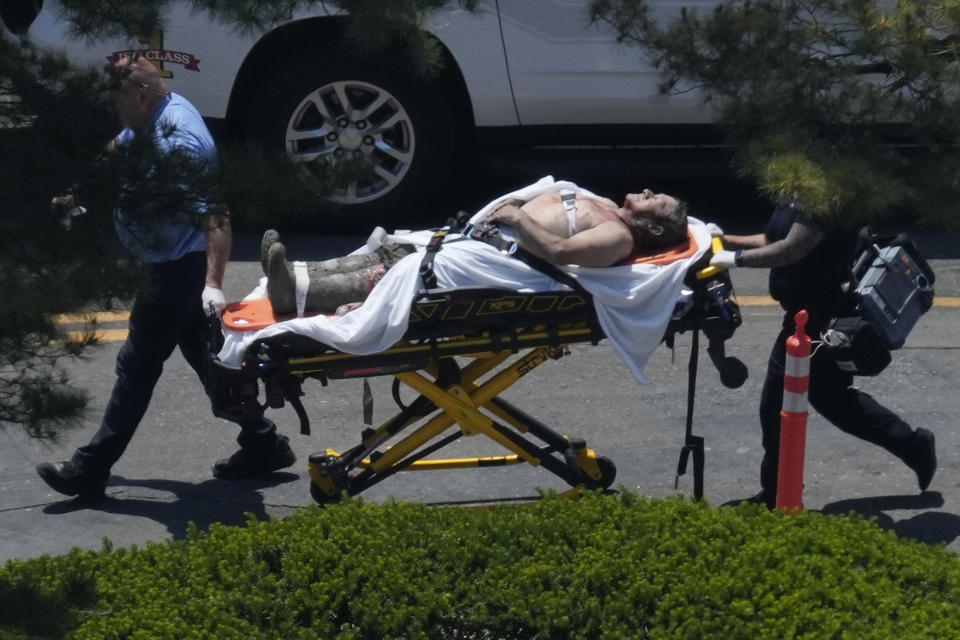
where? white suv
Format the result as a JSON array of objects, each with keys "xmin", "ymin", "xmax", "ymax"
[{"xmin": 1, "ymin": 0, "xmax": 714, "ymax": 227}]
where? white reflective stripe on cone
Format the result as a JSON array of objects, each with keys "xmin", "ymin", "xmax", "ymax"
[
  {"xmin": 782, "ymin": 389, "xmax": 809, "ymax": 414},
  {"xmin": 785, "ymin": 353, "xmax": 810, "ymax": 378}
]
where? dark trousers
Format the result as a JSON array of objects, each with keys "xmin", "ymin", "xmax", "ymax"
[
  {"xmin": 758, "ymin": 315, "xmax": 919, "ymax": 496},
  {"xmin": 73, "ymin": 251, "xmax": 274, "ymax": 474}
]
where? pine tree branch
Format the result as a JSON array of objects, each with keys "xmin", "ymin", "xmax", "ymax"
[{"xmin": 590, "ymin": 0, "xmax": 960, "ymax": 224}]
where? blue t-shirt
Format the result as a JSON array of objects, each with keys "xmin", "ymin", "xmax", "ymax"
[{"xmin": 113, "ymin": 92, "xmax": 214, "ymax": 263}]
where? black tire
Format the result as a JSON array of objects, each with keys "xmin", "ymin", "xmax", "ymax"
[
  {"xmin": 584, "ymin": 455, "xmax": 617, "ymax": 490},
  {"xmin": 309, "ymin": 476, "xmax": 343, "ymax": 505},
  {"xmin": 308, "ymin": 453, "xmax": 351, "ymax": 504},
  {"xmin": 245, "ymin": 45, "xmax": 456, "ymax": 232},
  {"xmin": 598, "ymin": 455, "xmax": 617, "ymax": 489}
]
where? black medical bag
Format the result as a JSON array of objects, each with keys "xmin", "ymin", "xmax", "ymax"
[{"xmin": 824, "ymin": 228, "xmax": 935, "ymax": 376}]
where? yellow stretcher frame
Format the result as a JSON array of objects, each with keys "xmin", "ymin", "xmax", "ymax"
[
  {"xmin": 303, "ymin": 336, "xmax": 615, "ymax": 504},
  {"xmin": 206, "ymin": 239, "xmax": 743, "ymax": 504}
]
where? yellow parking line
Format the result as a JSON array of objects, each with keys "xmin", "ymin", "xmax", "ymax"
[
  {"xmin": 66, "ymin": 329, "xmax": 129, "ymax": 342},
  {"xmin": 56, "ymin": 311, "xmax": 130, "ymax": 323},
  {"xmin": 737, "ymin": 296, "xmax": 960, "ymax": 307},
  {"xmin": 57, "ymin": 297, "xmax": 960, "ymax": 343},
  {"xmin": 736, "ymin": 296, "xmax": 778, "ymax": 306}
]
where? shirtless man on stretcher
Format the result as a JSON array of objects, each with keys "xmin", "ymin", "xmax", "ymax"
[
  {"xmin": 485, "ymin": 188, "xmax": 688, "ymax": 267},
  {"xmin": 263, "ymin": 187, "xmax": 689, "ymax": 316}
]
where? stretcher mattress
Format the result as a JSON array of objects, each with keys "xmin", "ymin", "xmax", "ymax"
[{"xmin": 219, "ymin": 222, "xmax": 711, "ymax": 382}]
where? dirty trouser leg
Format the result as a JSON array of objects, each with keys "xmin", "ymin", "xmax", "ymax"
[
  {"xmin": 265, "ymin": 240, "xmax": 413, "ymax": 315},
  {"xmin": 259, "ymin": 229, "xmax": 381, "ymax": 278}
]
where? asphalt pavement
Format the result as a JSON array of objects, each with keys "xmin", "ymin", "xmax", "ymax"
[{"xmin": 2, "ymin": 230, "xmax": 959, "ymax": 564}]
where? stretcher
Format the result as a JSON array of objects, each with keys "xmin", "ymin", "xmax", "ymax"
[{"xmin": 204, "ymin": 235, "xmax": 746, "ymax": 504}]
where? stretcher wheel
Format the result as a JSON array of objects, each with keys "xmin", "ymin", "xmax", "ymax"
[
  {"xmin": 310, "ymin": 479, "xmax": 342, "ymax": 505},
  {"xmin": 308, "ymin": 453, "xmax": 350, "ymax": 504},
  {"xmin": 583, "ymin": 455, "xmax": 617, "ymax": 490},
  {"xmin": 717, "ymin": 356, "xmax": 748, "ymax": 389}
]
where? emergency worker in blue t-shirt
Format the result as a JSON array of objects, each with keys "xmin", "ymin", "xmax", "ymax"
[
  {"xmin": 709, "ymin": 203, "xmax": 937, "ymax": 508},
  {"xmin": 37, "ymin": 54, "xmax": 295, "ymax": 500}
]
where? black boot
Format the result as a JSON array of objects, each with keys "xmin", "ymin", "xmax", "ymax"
[
  {"xmin": 212, "ymin": 433, "xmax": 297, "ymax": 480},
  {"xmin": 905, "ymin": 428, "xmax": 937, "ymax": 492},
  {"xmin": 36, "ymin": 460, "xmax": 108, "ymax": 500},
  {"xmin": 722, "ymin": 489, "xmax": 775, "ymax": 509}
]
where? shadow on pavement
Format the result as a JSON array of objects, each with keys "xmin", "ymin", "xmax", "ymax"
[
  {"xmin": 820, "ymin": 491, "xmax": 960, "ymax": 546},
  {"xmin": 40, "ymin": 473, "xmax": 299, "ymax": 540}
]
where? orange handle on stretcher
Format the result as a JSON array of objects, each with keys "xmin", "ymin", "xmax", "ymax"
[{"xmin": 221, "ymin": 298, "xmax": 289, "ymax": 331}]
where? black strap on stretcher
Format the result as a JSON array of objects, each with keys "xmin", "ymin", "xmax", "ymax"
[
  {"xmin": 419, "ymin": 227, "xmax": 449, "ymax": 290},
  {"xmin": 420, "ymin": 219, "xmax": 591, "ymax": 299},
  {"xmin": 261, "ymin": 347, "xmax": 314, "ymax": 435},
  {"xmin": 513, "ymin": 246, "xmax": 591, "ymax": 298}
]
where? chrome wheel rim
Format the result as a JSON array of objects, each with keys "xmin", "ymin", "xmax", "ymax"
[{"xmin": 284, "ymin": 80, "xmax": 415, "ymax": 204}]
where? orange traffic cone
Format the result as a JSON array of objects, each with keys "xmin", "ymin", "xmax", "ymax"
[{"xmin": 776, "ymin": 309, "xmax": 812, "ymax": 512}]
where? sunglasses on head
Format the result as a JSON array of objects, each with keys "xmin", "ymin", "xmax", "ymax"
[{"xmin": 103, "ymin": 52, "xmax": 150, "ymax": 90}]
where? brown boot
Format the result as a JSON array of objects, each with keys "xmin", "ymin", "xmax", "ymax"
[
  {"xmin": 266, "ymin": 241, "xmax": 296, "ymax": 316},
  {"xmin": 260, "ymin": 229, "xmax": 281, "ymax": 275}
]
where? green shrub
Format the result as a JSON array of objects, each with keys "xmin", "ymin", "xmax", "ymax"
[{"xmin": 2, "ymin": 493, "xmax": 959, "ymax": 639}]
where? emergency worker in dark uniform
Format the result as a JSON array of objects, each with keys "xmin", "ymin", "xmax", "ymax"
[{"xmin": 709, "ymin": 202, "xmax": 937, "ymax": 507}]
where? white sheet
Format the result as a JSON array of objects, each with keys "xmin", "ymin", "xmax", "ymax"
[{"xmin": 218, "ymin": 176, "xmax": 711, "ymax": 383}]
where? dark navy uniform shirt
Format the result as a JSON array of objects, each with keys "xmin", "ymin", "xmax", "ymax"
[{"xmin": 765, "ymin": 202, "xmax": 852, "ymax": 332}]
